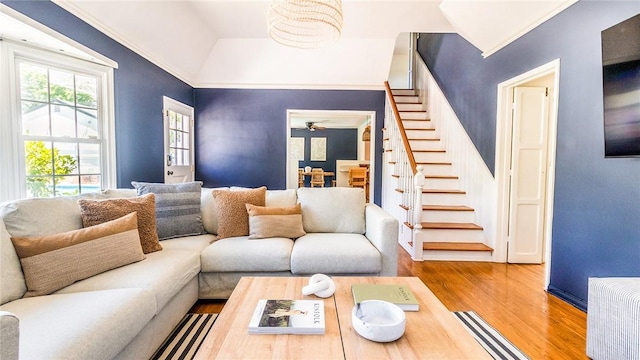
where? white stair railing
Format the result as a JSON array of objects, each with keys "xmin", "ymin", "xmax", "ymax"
[{"xmin": 383, "ymin": 82, "xmax": 425, "ymax": 260}]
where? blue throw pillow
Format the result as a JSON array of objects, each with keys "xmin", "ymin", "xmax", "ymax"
[{"xmin": 131, "ymin": 181, "xmax": 204, "ymax": 240}]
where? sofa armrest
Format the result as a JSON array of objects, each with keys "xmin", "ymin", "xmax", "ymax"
[
  {"xmin": 365, "ymin": 204, "xmax": 399, "ymax": 276},
  {"xmin": 0, "ymin": 311, "xmax": 19, "ymax": 360}
]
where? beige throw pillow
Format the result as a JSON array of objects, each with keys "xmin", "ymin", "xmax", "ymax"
[
  {"xmin": 212, "ymin": 187, "xmax": 266, "ymax": 239},
  {"xmin": 11, "ymin": 212, "xmax": 145, "ymax": 298},
  {"xmin": 78, "ymin": 193, "xmax": 162, "ymax": 254},
  {"xmin": 246, "ymin": 203, "xmax": 306, "ymax": 239}
]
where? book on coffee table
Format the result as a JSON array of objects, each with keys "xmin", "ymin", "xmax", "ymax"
[
  {"xmin": 352, "ymin": 283, "xmax": 420, "ymax": 311},
  {"xmin": 248, "ymin": 299, "xmax": 325, "ymax": 334}
]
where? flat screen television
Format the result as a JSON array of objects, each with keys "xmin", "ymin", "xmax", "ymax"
[{"xmin": 601, "ymin": 13, "xmax": 640, "ymax": 157}]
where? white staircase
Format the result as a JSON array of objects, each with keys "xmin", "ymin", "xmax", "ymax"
[{"xmin": 384, "ymin": 87, "xmax": 493, "ymax": 261}]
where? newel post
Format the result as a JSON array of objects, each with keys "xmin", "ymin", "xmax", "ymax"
[{"xmin": 412, "ymin": 166, "xmax": 425, "ymax": 261}]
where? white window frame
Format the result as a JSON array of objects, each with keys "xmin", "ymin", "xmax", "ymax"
[{"xmin": 0, "ymin": 39, "xmax": 116, "ymax": 202}]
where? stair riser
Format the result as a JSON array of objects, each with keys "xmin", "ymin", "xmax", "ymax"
[
  {"xmin": 402, "ymin": 120, "xmax": 433, "ymax": 128},
  {"xmin": 399, "ymin": 112, "xmax": 429, "ymax": 120},
  {"xmin": 419, "ymin": 164, "xmax": 456, "ymax": 176},
  {"xmin": 392, "ymin": 89, "xmax": 417, "ymax": 96},
  {"xmin": 421, "ymin": 210, "xmax": 475, "ymax": 223},
  {"xmin": 414, "ymin": 151, "xmax": 448, "ymax": 163},
  {"xmin": 406, "ymin": 129, "xmax": 438, "ymax": 139},
  {"xmin": 422, "ymin": 192, "xmax": 467, "ymax": 205},
  {"xmin": 396, "ymin": 103, "xmax": 425, "ymax": 111},
  {"xmin": 422, "ymin": 251, "xmax": 493, "ymax": 262},
  {"xmin": 423, "ymin": 177, "xmax": 459, "ymax": 189},
  {"xmin": 408, "ymin": 140, "xmax": 443, "ymax": 151},
  {"xmin": 422, "ymin": 229, "xmax": 485, "ymax": 242},
  {"xmin": 394, "ymin": 96, "xmax": 420, "ymax": 103}
]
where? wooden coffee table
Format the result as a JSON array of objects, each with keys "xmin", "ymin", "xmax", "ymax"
[{"xmin": 193, "ymin": 276, "xmax": 491, "ymax": 359}]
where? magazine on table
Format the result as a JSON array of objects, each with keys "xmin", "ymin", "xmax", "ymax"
[{"xmin": 248, "ymin": 299, "xmax": 325, "ymax": 334}]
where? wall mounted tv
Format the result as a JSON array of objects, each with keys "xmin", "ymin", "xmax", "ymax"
[{"xmin": 601, "ymin": 13, "xmax": 640, "ymax": 157}]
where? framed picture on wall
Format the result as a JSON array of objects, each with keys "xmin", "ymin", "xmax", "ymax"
[
  {"xmin": 310, "ymin": 137, "xmax": 326, "ymax": 161},
  {"xmin": 291, "ymin": 137, "xmax": 305, "ymax": 161}
]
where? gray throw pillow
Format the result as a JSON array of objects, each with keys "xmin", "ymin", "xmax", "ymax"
[{"xmin": 131, "ymin": 181, "xmax": 205, "ymax": 240}]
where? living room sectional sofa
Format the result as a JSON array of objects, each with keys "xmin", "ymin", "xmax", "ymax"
[{"xmin": 0, "ymin": 186, "xmax": 398, "ymax": 360}]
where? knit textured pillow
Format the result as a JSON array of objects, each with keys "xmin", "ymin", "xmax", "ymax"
[
  {"xmin": 11, "ymin": 212, "xmax": 145, "ymax": 297},
  {"xmin": 131, "ymin": 181, "xmax": 205, "ymax": 240},
  {"xmin": 78, "ymin": 193, "xmax": 162, "ymax": 254},
  {"xmin": 246, "ymin": 203, "xmax": 306, "ymax": 239},
  {"xmin": 212, "ymin": 187, "xmax": 266, "ymax": 239}
]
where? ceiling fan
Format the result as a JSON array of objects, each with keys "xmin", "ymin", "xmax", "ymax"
[{"xmin": 305, "ymin": 122, "xmax": 326, "ymax": 131}]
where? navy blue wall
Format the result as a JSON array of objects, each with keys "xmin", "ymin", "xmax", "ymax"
[
  {"xmin": 419, "ymin": 2, "xmax": 640, "ymax": 309},
  {"xmin": 292, "ymin": 128, "xmax": 358, "ymax": 187},
  {"xmin": 3, "ymin": 0, "xmax": 194, "ymax": 187},
  {"xmin": 194, "ymin": 88, "xmax": 385, "ymax": 203}
]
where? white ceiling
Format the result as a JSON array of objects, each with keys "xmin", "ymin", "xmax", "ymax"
[{"xmin": 2, "ymin": 0, "xmax": 577, "ymax": 89}]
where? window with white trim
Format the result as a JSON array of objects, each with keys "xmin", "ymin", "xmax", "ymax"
[{"xmin": 0, "ymin": 40, "xmax": 115, "ymax": 201}]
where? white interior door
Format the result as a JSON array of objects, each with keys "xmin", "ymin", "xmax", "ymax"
[
  {"xmin": 163, "ymin": 97, "xmax": 194, "ymax": 184},
  {"xmin": 507, "ymin": 87, "xmax": 550, "ymax": 264}
]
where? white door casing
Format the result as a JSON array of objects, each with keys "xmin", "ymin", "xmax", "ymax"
[
  {"xmin": 507, "ymin": 87, "xmax": 550, "ymax": 264},
  {"xmin": 163, "ymin": 96, "xmax": 194, "ymax": 184}
]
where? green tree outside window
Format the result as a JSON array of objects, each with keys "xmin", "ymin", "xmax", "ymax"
[{"xmin": 25, "ymin": 141, "xmax": 77, "ymax": 197}]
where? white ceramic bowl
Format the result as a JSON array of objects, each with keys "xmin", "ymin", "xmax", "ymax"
[{"xmin": 351, "ymin": 300, "xmax": 406, "ymax": 342}]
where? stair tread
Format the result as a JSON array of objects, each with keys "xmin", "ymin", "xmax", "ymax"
[
  {"xmin": 416, "ymin": 161, "xmax": 452, "ymax": 165},
  {"xmin": 423, "ymin": 205, "xmax": 474, "ymax": 211},
  {"xmin": 425, "ymin": 175, "xmax": 458, "ymax": 179},
  {"xmin": 404, "ymin": 221, "xmax": 483, "ymax": 230},
  {"xmin": 423, "ymin": 242, "xmax": 493, "ymax": 252},
  {"xmin": 422, "ymin": 189, "xmax": 465, "ymax": 194},
  {"xmin": 421, "ymin": 222, "xmax": 483, "ymax": 230}
]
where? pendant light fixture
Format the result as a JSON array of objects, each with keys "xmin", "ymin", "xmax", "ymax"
[{"xmin": 267, "ymin": 0, "xmax": 343, "ymax": 49}]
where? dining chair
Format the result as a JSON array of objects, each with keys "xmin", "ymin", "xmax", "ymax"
[
  {"xmin": 298, "ymin": 168, "xmax": 305, "ymax": 188},
  {"xmin": 348, "ymin": 167, "xmax": 367, "ymax": 189},
  {"xmin": 349, "ymin": 167, "xmax": 368, "ymax": 201},
  {"xmin": 310, "ymin": 168, "xmax": 325, "ymax": 187}
]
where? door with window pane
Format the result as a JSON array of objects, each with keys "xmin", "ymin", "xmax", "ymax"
[
  {"xmin": 163, "ymin": 97, "xmax": 194, "ymax": 184},
  {"xmin": 18, "ymin": 61, "xmax": 102, "ymax": 197}
]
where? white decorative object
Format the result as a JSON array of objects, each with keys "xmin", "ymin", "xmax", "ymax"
[
  {"xmin": 310, "ymin": 137, "xmax": 326, "ymax": 161},
  {"xmin": 302, "ymin": 273, "xmax": 335, "ymax": 298},
  {"xmin": 352, "ymin": 300, "xmax": 406, "ymax": 342}
]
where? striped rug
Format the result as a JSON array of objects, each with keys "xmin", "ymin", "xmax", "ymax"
[
  {"xmin": 151, "ymin": 313, "xmax": 217, "ymax": 360},
  {"xmin": 453, "ymin": 311, "xmax": 529, "ymax": 360}
]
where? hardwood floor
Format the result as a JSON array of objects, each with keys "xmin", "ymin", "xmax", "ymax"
[{"xmin": 191, "ymin": 245, "xmax": 587, "ymax": 359}]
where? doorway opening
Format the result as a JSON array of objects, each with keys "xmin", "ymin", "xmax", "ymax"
[
  {"xmin": 285, "ymin": 110, "xmax": 376, "ymax": 202},
  {"xmin": 495, "ymin": 59, "xmax": 560, "ymax": 288}
]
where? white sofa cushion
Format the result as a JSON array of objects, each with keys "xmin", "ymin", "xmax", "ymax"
[
  {"xmin": 201, "ymin": 187, "xmax": 228, "ymax": 235},
  {"xmin": 54, "ymin": 249, "xmax": 199, "ymax": 312},
  {"xmin": 297, "ymin": 187, "xmax": 366, "ymax": 234},
  {"xmin": 200, "ymin": 236, "xmax": 293, "ymax": 272},
  {"xmin": 0, "ymin": 289, "xmax": 156, "ymax": 360},
  {"xmin": 160, "ymin": 233, "xmax": 217, "ymax": 252},
  {"xmin": 0, "ymin": 193, "xmax": 106, "ymax": 238},
  {"xmin": 290, "ymin": 233, "xmax": 381, "ymax": 274},
  {"xmin": 0, "ymin": 220, "xmax": 26, "ymax": 304},
  {"xmin": 266, "ymin": 189, "xmax": 297, "ymax": 207}
]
